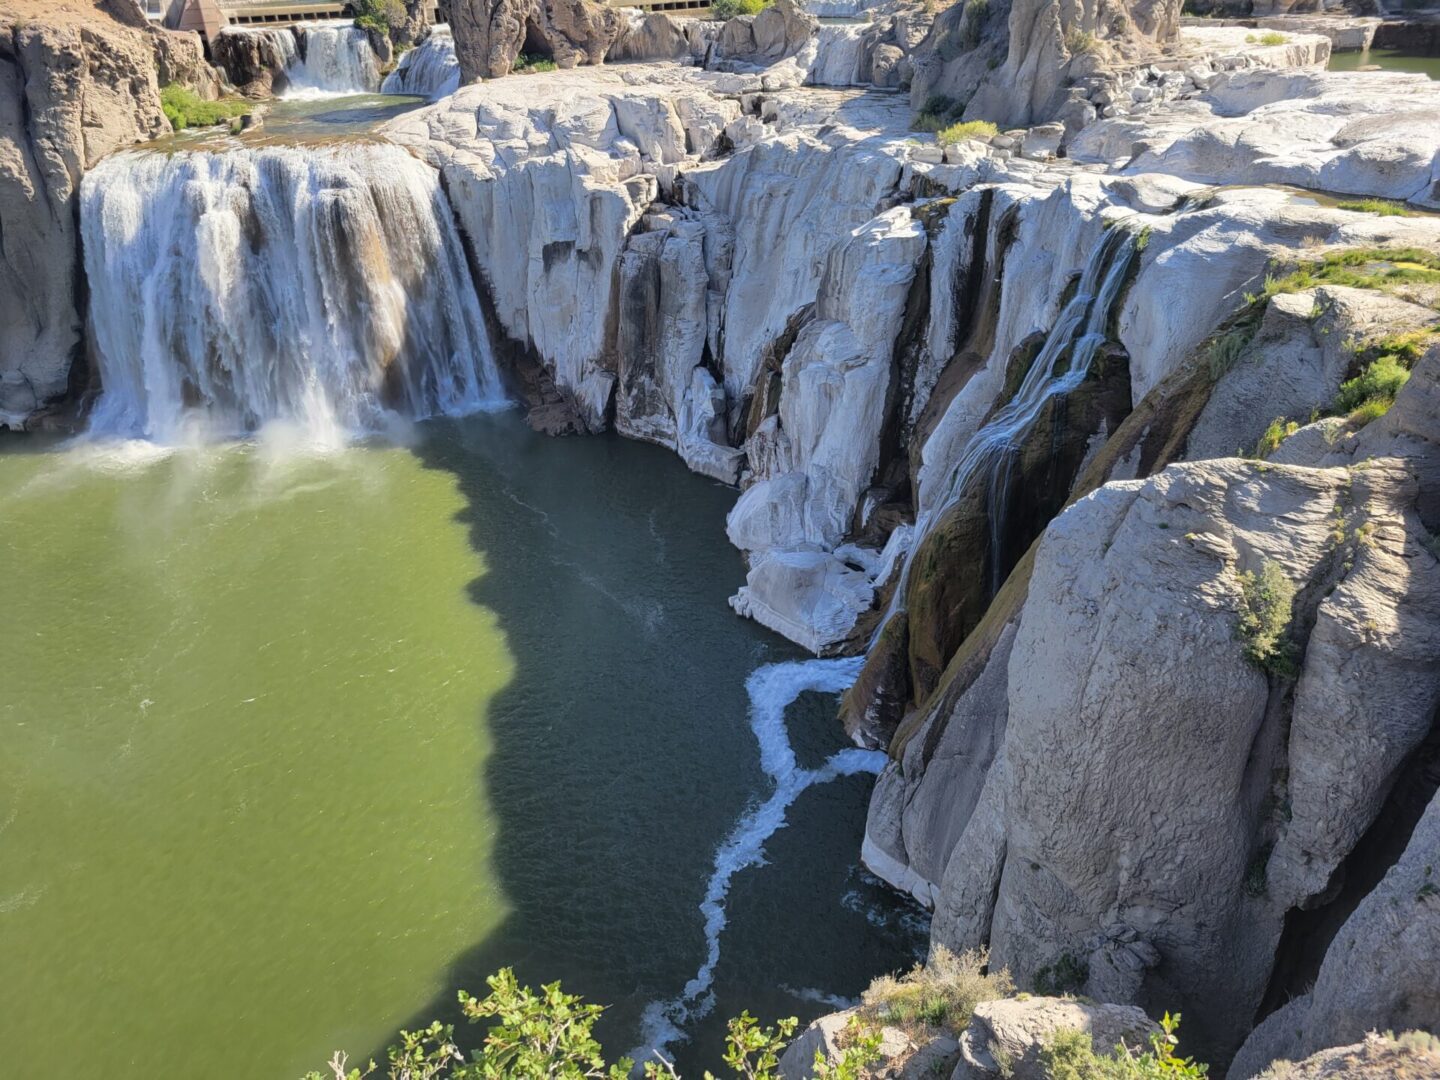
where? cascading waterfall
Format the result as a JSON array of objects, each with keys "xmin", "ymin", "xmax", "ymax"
[
  {"xmin": 80, "ymin": 143, "xmax": 508, "ymax": 444},
  {"xmin": 291, "ymin": 22, "xmax": 383, "ymax": 96},
  {"xmin": 382, "ymin": 27, "xmax": 462, "ymax": 100},
  {"xmin": 870, "ymin": 222, "xmax": 1139, "ymax": 645},
  {"xmin": 636, "ymin": 657, "xmax": 886, "ymax": 1062},
  {"xmin": 217, "ymin": 22, "xmax": 381, "ymax": 98}
]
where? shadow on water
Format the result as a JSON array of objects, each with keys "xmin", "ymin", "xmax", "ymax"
[{"xmin": 366, "ymin": 412, "xmax": 927, "ymax": 1076}]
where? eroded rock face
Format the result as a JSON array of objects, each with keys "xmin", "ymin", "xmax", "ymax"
[
  {"xmin": 0, "ymin": 9, "xmax": 170, "ymax": 425},
  {"xmin": 448, "ymin": 0, "xmax": 625, "ymax": 80},
  {"xmin": 910, "ymin": 0, "xmax": 1184, "ymax": 129}
]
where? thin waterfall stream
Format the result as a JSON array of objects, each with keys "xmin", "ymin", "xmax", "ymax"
[{"xmin": 869, "ymin": 223, "xmax": 1140, "ymax": 647}]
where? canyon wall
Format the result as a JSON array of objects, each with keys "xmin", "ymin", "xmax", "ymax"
[{"xmin": 6, "ymin": 1, "xmax": 1440, "ymax": 1072}]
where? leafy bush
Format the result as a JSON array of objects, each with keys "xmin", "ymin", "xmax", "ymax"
[
  {"xmin": 512, "ymin": 52, "xmax": 559, "ymax": 73},
  {"xmin": 1244, "ymin": 31, "xmax": 1287, "ymax": 45},
  {"xmin": 710, "ymin": 0, "xmax": 770, "ymax": 19},
  {"xmin": 937, "ymin": 119, "xmax": 999, "ymax": 143},
  {"xmin": 1066, "ymin": 29, "xmax": 1099, "ymax": 54},
  {"xmin": 160, "ymin": 85, "xmax": 250, "ymax": 132},
  {"xmin": 304, "ymin": 967, "xmax": 817, "ymax": 1080},
  {"xmin": 860, "ymin": 946, "xmax": 1012, "ymax": 1035},
  {"xmin": 1336, "ymin": 198, "xmax": 1415, "ymax": 217},
  {"xmin": 353, "ymin": 0, "xmax": 406, "ymax": 35},
  {"xmin": 1236, "ymin": 559, "xmax": 1297, "ymax": 676},
  {"xmin": 1333, "ymin": 353, "xmax": 1410, "ymax": 419},
  {"xmin": 813, "ymin": 1018, "xmax": 884, "ymax": 1080},
  {"xmin": 1041, "ymin": 1012, "xmax": 1209, "ymax": 1080}
]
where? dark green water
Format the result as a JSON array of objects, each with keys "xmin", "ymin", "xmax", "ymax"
[
  {"xmin": 1327, "ymin": 47, "xmax": 1440, "ymax": 79},
  {"xmin": 0, "ymin": 416, "xmax": 922, "ymax": 1078}
]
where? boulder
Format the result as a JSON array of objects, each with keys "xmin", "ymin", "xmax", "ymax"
[
  {"xmin": 448, "ymin": 0, "xmax": 625, "ymax": 80},
  {"xmin": 952, "ymin": 997, "xmax": 1158, "ymax": 1080}
]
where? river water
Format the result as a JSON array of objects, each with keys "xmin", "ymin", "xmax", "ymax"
[{"xmin": 0, "ymin": 416, "xmax": 923, "ymax": 1079}]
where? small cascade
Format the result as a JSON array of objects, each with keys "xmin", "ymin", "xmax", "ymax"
[
  {"xmin": 80, "ymin": 144, "xmax": 507, "ymax": 443},
  {"xmin": 290, "ymin": 22, "xmax": 383, "ymax": 96},
  {"xmin": 382, "ymin": 27, "xmax": 462, "ymax": 99},
  {"xmin": 871, "ymin": 223, "xmax": 1139, "ymax": 645}
]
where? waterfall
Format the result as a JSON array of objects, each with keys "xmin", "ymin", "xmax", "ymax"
[
  {"xmin": 870, "ymin": 223, "xmax": 1139, "ymax": 644},
  {"xmin": 291, "ymin": 22, "xmax": 383, "ymax": 96},
  {"xmin": 217, "ymin": 22, "xmax": 381, "ymax": 98},
  {"xmin": 382, "ymin": 27, "xmax": 462, "ymax": 100},
  {"xmin": 80, "ymin": 144, "xmax": 508, "ymax": 444}
]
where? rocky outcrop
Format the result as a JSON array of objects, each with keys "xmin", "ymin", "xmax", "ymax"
[
  {"xmin": 1249, "ymin": 1033, "xmax": 1440, "ymax": 1080},
  {"xmin": 0, "ymin": 2, "xmax": 174, "ymax": 425},
  {"xmin": 448, "ymin": 0, "xmax": 625, "ymax": 80},
  {"xmin": 1232, "ymin": 788, "xmax": 1440, "ymax": 1077},
  {"xmin": 1071, "ymin": 66, "xmax": 1440, "ymax": 207},
  {"xmin": 909, "ymin": 0, "xmax": 1184, "ymax": 130},
  {"xmin": 953, "ymin": 997, "xmax": 1158, "ymax": 1080}
]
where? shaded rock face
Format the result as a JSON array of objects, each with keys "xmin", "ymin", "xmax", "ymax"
[
  {"xmin": 448, "ymin": 0, "xmax": 625, "ymax": 80},
  {"xmin": 0, "ymin": 10, "xmax": 171, "ymax": 425}
]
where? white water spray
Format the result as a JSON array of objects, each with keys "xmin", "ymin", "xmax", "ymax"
[
  {"xmin": 81, "ymin": 143, "xmax": 508, "ymax": 444},
  {"xmin": 217, "ymin": 22, "xmax": 381, "ymax": 98},
  {"xmin": 869, "ymin": 223, "xmax": 1139, "ymax": 647},
  {"xmin": 636, "ymin": 657, "xmax": 886, "ymax": 1060},
  {"xmin": 382, "ymin": 27, "xmax": 462, "ymax": 100},
  {"xmin": 290, "ymin": 22, "xmax": 382, "ymax": 97}
]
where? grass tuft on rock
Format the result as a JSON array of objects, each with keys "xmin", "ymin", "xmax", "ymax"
[
  {"xmin": 860, "ymin": 946, "xmax": 1012, "ymax": 1035},
  {"xmin": 160, "ymin": 85, "xmax": 250, "ymax": 132},
  {"xmin": 937, "ymin": 119, "xmax": 998, "ymax": 143},
  {"xmin": 512, "ymin": 52, "xmax": 559, "ymax": 73},
  {"xmin": 1336, "ymin": 198, "xmax": 1416, "ymax": 218}
]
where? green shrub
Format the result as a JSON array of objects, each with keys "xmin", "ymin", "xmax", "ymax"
[
  {"xmin": 1041, "ymin": 1012, "xmax": 1209, "ymax": 1080},
  {"xmin": 1259, "ymin": 31, "xmax": 1288, "ymax": 45},
  {"xmin": 813, "ymin": 1018, "xmax": 884, "ymax": 1080},
  {"xmin": 710, "ymin": 0, "xmax": 770, "ymax": 19},
  {"xmin": 1205, "ymin": 327, "xmax": 1252, "ymax": 382},
  {"xmin": 353, "ymin": 0, "xmax": 405, "ymax": 35},
  {"xmin": 1336, "ymin": 198, "xmax": 1415, "ymax": 217},
  {"xmin": 1333, "ymin": 353, "xmax": 1410, "ymax": 419},
  {"xmin": 937, "ymin": 119, "xmax": 999, "ymax": 143},
  {"xmin": 160, "ymin": 85, "xmax": 250, "ymax": 132},
  {"xmin": 1236, "ymin": 559, "xmax": 1297, "ymax": 676},
  {"xmin": 861, "ymin": 946, "xmax": 1013, "ymax": 1035},
  {"xmin": 1066, "ymin": 29, "xmax": 1099, "ymax": 54},
  {"xmin": 512, "ymin": 52, "xmax": 559, "ymax": 73},
  {"xmin": 303, "ymin": 967, "xmax": 819, "ymax": 1079},
  {"xmin": 1253, "ymin": 417, "xmax": 1298, "ymax": 458}
]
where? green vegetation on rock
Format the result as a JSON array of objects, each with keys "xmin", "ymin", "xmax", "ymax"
[
  {"xmin": 1236, "ymin": 559, "xmax": 1297, "ymax": 676},
  {"xmin": 1336, "ymin": 198, "xmax": 1416, "ymax": 218},
  {"xmin": 513, "ymin": 52, "xmax": 560, "ymax": 73},
  {"xmin": 160, "ymin": 85, "xmax": 249, "ymax": 132},
  {"xmin": 353, "ymin": 0, "xmax": 405, "ymax": 35},
  {"xmin": 860, "ymin": 946, "xmax": 1013, "ymax": 1035},
  {"xmin": 1042, "ymin": 1012, "xmax": 1209, "ymax": 1080},
  {"xmin": 710, "ymin": 0, "xmax": 771, "ymax": 19},
  {"xmin": 937, "ymin": 119, "xmax": 999, "ymax": 143}
]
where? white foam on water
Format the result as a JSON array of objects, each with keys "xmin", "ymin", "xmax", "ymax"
[{"xmin": 634, "ymin": 656, "xmax": 886, "ymax": 1063}]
